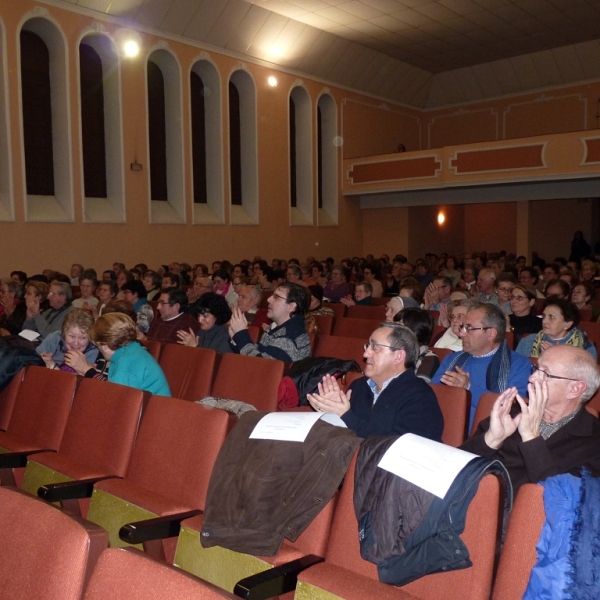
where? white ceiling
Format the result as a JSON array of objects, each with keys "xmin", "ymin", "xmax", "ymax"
[{"xmin": 56, "ymin": 0, "xmax": 600, "ymax": 108}]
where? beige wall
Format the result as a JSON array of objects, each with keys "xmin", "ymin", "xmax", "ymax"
[
  {"xmin": 464, "ymin": 203, "xmax": 518, "ymax": 256},
  {"xmin": 361, "ymin": 207, "xmax": 409, "ymax": 259}
]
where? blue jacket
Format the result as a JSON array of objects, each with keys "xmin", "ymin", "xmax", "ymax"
[{"xmin": 109, "ymin": 341, "xmax": 171, "ymax": 396}]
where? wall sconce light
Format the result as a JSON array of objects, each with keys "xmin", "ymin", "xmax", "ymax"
[
  {"xmin": 267, "ymin": 76, "xmax": 278, "ymax": 87},
  {"xmin": 123, "ymin": 40, "xmax": 140, "ymax": 58},
  {"xmin": 437, "ymin": 211, "xmax": 445, "ymax": 225}
]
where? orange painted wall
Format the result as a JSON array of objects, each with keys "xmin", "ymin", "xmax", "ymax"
[
  {"xmin": 463, "ymin": 203, "xmax": 518, "ymax": 255},
  {"xmin": 361, "ymin": 207, "xmax": 409, "ymax": 259}
]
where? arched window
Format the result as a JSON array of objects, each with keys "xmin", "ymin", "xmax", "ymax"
[
  {"xmin": 190, "ymin": 59, "xmax": 223, "ymax": 224},
  {"xmin": 0, "ymin": 17, "xmax": 11, "ymax": 221},
  {"xmin": 78, "ymin": 33, "xmax": 124, "ymax": 222},
  {"xmin": 20, "ymin": 18, "xmax": 72, "ymax": 222},
  {"xmin": 147, "ymin": 49, "xmax": 184, "ymax": 223},
  {"xmin": 289, "ymin": 86, "xmax": 312, "ymax": 225},
  {"xmin": 228, "ymin": 70, "xmax": 257, "ymax": 224},
  {"xmin": 317, "ymin": 94, "xmax": 338, "ymax": 225}
]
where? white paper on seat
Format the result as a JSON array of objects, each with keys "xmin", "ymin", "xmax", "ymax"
[
  {"xmin": 19, "ymin": 329, "xmax": 40, "ymax": 341},
  {"xmin": 378, "ymin": 433, "xmax": 478, "ymax": 499},
  {"xmin": 249, "ymin": 411, "xmax": 346, "ymax": 442}
]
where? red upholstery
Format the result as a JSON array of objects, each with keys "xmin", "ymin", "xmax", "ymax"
[
  {"xmin": 25, "ymin": 378, "xmax": 146, "ymax": 514},
  {"xmin": 158, "ymin": 344, "xmax": 217, "ymax": 401},
  {"xmin": 314, "ymin": 335, "xmax": 366, "ymax": 367},
  {"xmin": 323, "ymin": 302, "xmax": 346, "ymax": 320},
  {"xmin": 139, "ymin": 339, "xmax": 161, "ymax": 361},
  {"xmin": 429, "ymin": 383, "xmax": 470, "ymax": 447},
  {"xmin": 492, "ymin": 484, "xmax": 545, "ymax": 600},
  {"xmin": 0, "ymin": 367, "xmax": 24, "ymax": 431},
  {"xmin": 469, "ymin": 392, "xmax": 499, "ymax": 437},
  {"xmin": 83, "ymin": 548, "xmax": 237, "ymax": 599},
  {"xmin": 431, "ymin": 325, "xmax": 446, "ymax": 344},
  {"xmin": 332, "ymin": 317, "xmax": 382, "ymax": 339},
  {"xmin": 0, "ymin": 366, "xmax": 77, "ymax": 486},
  {"xmin": 0, "ymin": 486, "xmax": 108, "ymax": 600},
  {"xmin": 346, "ymin": 305, "xmax": 387, "ymax": 320},
  {"xmin": 92, "ymin": 396, "xmax": 229, "ymax": 562},
  {"xmin": 298, "ymin": 452, "xmax": 502, "ymax": 600},
  {"xmin": 211, "ymin": 353, "xmax": 285, "ymax": 412},
  {"xmin": 431, "ymin": 347, "xmax": 453, "ymax": 362},
  {"xmin": 371, "ymin": 297, "xmax": 388, "ymax": 306},
  {"xmin": 580, "ymin": 321, "xmax": 600, "ymax": 364},
  {"xmin": 313, "ymin": 314, "xmax": 334, "ymax": 336},
  {"xmin": 247, "ymin": 324, "xmax": 261, "ymax": 343}
]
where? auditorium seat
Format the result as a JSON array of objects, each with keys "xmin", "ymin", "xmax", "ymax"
[
  {"xmin": 323, "ymin": 302, "xmax": 346, "ymax": 320},
  {"xmin": 429, "ymin": 383, "xmax": 471, "ymax": 447},
  {"xmin": 333, "ymin": 317, "xmax": 382, "ymax": 339},
  {"xmin": 0, "ymin": 366, "xmax": 77, "ymax": 487},
  {"xmin": 295, "ymin": 454, "xmax": 502, "ymax": 600},
  {"xmin": 491, "ymin": 484, "xmax": 545, "ymax": 600},
  {"xmin": 431, "ymin": 347, "xmax": 453, "ymax": 362},
  {"xmin": 159, "ymin": 344, "xmax": 218, "ymax": 402},
  {"xmin": 313, "ymin": 314, "xmax": 333, "ymax": 336},
  {"xmin": 346, "ymin": 305, "xmax": 386, "ymax": 320},
  {"xmin": 211, "ymin": 353, "xmax": 285, "ymax": 412},
  {"xmin": 0, "ymin": 366, "xmax": 24, "ymax": 432},
  {"xmin": 83, "ymin": 548, "xmax": 237, "ymax": 600},
  {"xmin": 86, "ymin": 396, "xmax": 229, "ymax": 563},
  {"xmin": 0, "ymin": 486, "xmax": 108, "ymax": 600},
  {"xmin": 315, "ymin": 335, "xmax": 366, "ymax": 367},
  {"xmin": 140, "ymin": 339, "xmax": 162, "ymax": 361},
  {"xmin": 469, "ymin": 392, "xmax": 499, "ymax": 436},
  {"xmin": 22, "ymin": 378, "xmax": 146, "ymax": 516}
]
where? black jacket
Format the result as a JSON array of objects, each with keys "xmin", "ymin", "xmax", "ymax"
[{"xmin": 354, "ymin": 435, "xmax": 511, "ymax": 586}]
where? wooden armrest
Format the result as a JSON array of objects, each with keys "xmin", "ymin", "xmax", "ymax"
[
  {"xmin": 38, "ymin": 475, "xmax": 121, "ymax": 501},
  {"xmin": 0, "ymin": 448, "xmax": 55, "ymax": 469},
  {"xmin": 119, "ymin": 509, "xmax": 203, "ymax": 544},
  {"xmin": 234, "ymin": 554, "xmax": 324, "ymax": 600}
]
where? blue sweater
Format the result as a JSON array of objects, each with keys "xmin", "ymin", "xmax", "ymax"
[
  {"xmin": 432, "ymin": 348, "xmax": 531, "ymax": 430},
  {"xmin": 109, "ymin": 341, "xmax": 171, "ymax": 396}
]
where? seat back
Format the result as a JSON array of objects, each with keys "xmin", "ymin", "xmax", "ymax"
[
  {"xmin": 580, "ymin": 321, "xmax": 600, "ymax": 364},
  {"xmin": 313, "ymin": 314, "xmax": 333, "ymax": 336},
  {"xmin": 429, "ymin": 383, "xmax": 470, "ymax": 447},
  {"xmin": 211, "ymin": 353, "xmax": 285, "ymax": 412},
  {"xmin": 431, "ymin": 325, "xmax": 446, "ymax": 344},
  {"xmin": 431, "ymin": 347, "xmax": 453, "ymax": 362},
  {"xmin": 332, "ymin": 317, "xmax": 382, "ymax": 339},
  {"xmin": 140, "ymin": 339, "xmax": 162, "ymax": 361},
  {"xmin": 0, "ymin": 367, "xmax": 24, "ymax": 431},
  {"xmin": 323, "ymin": 302, "xmax": 346, "ymax": 320},
  {"xmin": 4, "ymin": 366, "xmax": 77, "ymax": 449},
  {"xmin": 325, "ymin": 453, "xmax": 502, "ymax": 600},
  {"xmin": 159, "ymin": 344, "xmax": 217, "ymax": 402},
  {"xmin": 0, "ymin": 486, "xmax": 108, "ymax": 600},
  {"xmin": 346, "ymin": 305, "xmax": 387, "ymax": 320},
  {"xmin": 492, "ymin": 484, "xmax": 545, "ymax": 600},
  {"xmin": 83, "ymin": 548, "xmax": 236, "ymax": 600},
  {"xmin": 128, "ymin": 396, "xmax": 229, "ymax": 509},
  {"xmin": 314, "ymin": 335, "xmax": 366, "ymax": 367},
  {"xmin": 470, "ymin": 392, "xmax": 499, "ymax": 436},
  {"xmin": 58, "ymin": 378, "xmax": 145, "ymax": 477}
]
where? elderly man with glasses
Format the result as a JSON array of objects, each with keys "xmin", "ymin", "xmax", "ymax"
[
  {"xmin": 462, "ymin": 345, "xmax": 600, "ymax": 493},
  {"xmin": 307, "ymin": 323, "xmax": 443, "ymax": 441},
  {"xmin": 432, "ymin": 303, "xmax": 531, "ymax": 430}
]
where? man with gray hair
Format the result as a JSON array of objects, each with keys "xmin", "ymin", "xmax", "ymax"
[
  {"xmin": 22, "ymin": 280, "xmax": 75, "ymax": 340},
  {"xmin": 462, "ymin": 345, "xmax": 600, "ymax": 493},
  {"xmin": 308, "ymin": 323, "xmax": 443, "ymax": 440},
  {"xmin": 236, "ymin": 285, "xmax": 270, "ymax": 329},
  {"xmin": 474, "ymin": 268, "xmax": 500, "ymax": 307},
  {"xmin": 432, "ymin": 303, "xmax": 531, "ymax": 430}
]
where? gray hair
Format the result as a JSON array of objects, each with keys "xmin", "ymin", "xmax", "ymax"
[
  {"xmin": 377, "ymin": 323, "xmax": 419, "ymax": 368},
  {"xmin": 570, "ymin": 353, "xmax": 600, "ymax": 402},
  {"xmin": 448, "ymin": 299, "xmax": 473, "ymax": 311},
  {"xmin": 468, "ymin": 303, "xmax": 506, "ymax": 343},
  {"xmin": 50, "ymin": 280, "xmax": 73, "ymax": 301},
  {"xmin": 356, "ymin": 281, "xmax": 373, "ymax": 294},
  {"xmin": 1, "ymin": 279, "xmax": 22, "ymax": 299},
  {"xmin": 242, "ymin": 285, "xmax": 262, "ymax": 305}
]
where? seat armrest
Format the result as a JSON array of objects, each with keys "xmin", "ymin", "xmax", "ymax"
[
  {"xmin": 234, "ymin": 554, "xmax": 324, "ymax": 600},
  {"xmin": 119, "ymin": 509, "xmax": 203, "ymax": 544},
  {"xmin": 38, "ymin": 475, "xmax": 121, "ymax": 501},
  {"xmin": 0, "ymin": 448, "xmax": 55, "ymax": 469}
]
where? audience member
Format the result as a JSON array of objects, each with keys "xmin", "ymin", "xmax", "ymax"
[
  {"xmin": 96, "ymin": 280, "xmax": 119, "ymax": 318},
  {"xmin": 509, "ymin": 284, "xmax": 542, "ymax": 344},
  {"xmin": 177, "ymin": 291, "xmax": 232, "ymax": 354},
  {"xmin": 362, "ymin": 263, "xmax": 383, "ymax": 297},
  {"xmin": 142, "ymin": 270, "xmax": 162, "ymax": 301},
  {"xmin": 341, "ymin": 282, "xmax": 373, "ymax": 307},
  {"xmin": 187, "ymin": 276, "xmax": 214, "ymax": 316},
  {"xmin": 236, "ymin": 285, "xmax": 270, "ymax": 329},
  {"xmin": 432, "ymin": 303, "xmax": 531, "ymax": 429},
  {"xmin": 516, "ymin": 298, "xmax": 596, "ymax": 359},
  {"xmin": 22, "ymin": 281, "xmax": 75, "ymax": 340},
  {"xmin": 434, "ymin": 299, "xmax": 471, "ymax": 351},
  {"xmin": 308, "ymin": 323, "xmax": 443, "ymax": 440},
  {"xmin": 72, "ymin": 275, "xmax": 99, "ymax": 309},
  {"xmin": 229, "ymin": 282, "xmax": 310, "ymax": 362},
  {"xmin": 424, "ymin": 276, "xmax": 452, "ymax": 310},
  {"xmin": 323, "ymin": 266, "xmax": 351, "ymax": 303},
  {"xmin": 36, "ymin": 308, "xmax": 98, "ymax": 373},
  {"xmin": 462, "ymin": 345, "xmax": 600, "ymax": 493},
  {"xmin": 474, "ymin": 268, "xmax": 500, "ymax": 306},
  {"xmin": 142, "ymin": 289, "xmax": 200, "ymax": 344},
  {"xmin": 90, "ymin": 312, "xmax": 170, "ymax": 396},
  {"xmin": 121, "ymin": 280, "xmax": 154, "ymax": 335}
]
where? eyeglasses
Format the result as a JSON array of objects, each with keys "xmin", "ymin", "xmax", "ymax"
[
  {"xmin": 497, "ymin": 287, "xmax": 513, "ymax": 292},
  {"xmin": 157, "ymin": 301, "xmax": 171, "ymax": 306},
  {"xmin": 510, "ymin": 295, "xmax": 528, "ymax": 301},
  {"xmin": 531, "ymin": 364, "xmax": 579, "ymax": 382},
  {"xmin": 363, "ymin": 341, "xmax": 400, "ymax": 353},
  {"xmin": 458, "ymin": 325, "xmax": 493, "ymax": 333},
  {"xmin": 271, "ymin": 293, "xmax": 288, "ymax": 302},
  {"xmin": 449, "ymin": 314, "xmax": 466, "ymax": 321}
]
